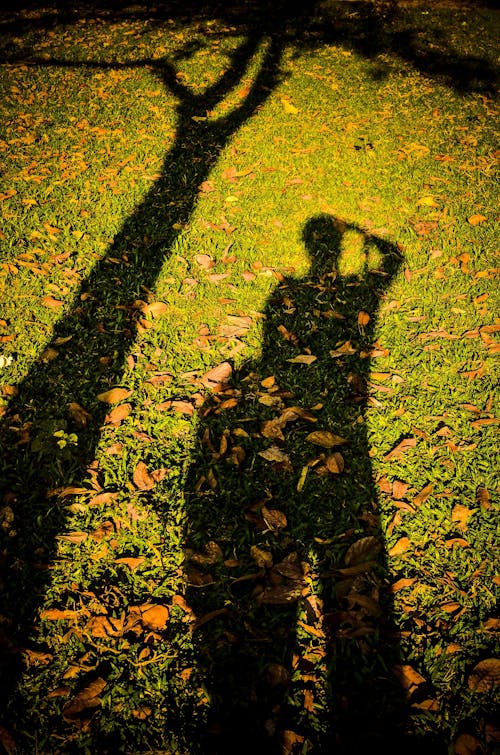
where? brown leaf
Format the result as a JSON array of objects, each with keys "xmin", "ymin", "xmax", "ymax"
[
  {"xmin": 133, "ymin": 461, "xmax": 155, "ymax": 491},
  {"xmin": 57, "ymin": 531, "xmax": 88, "ymax": 544},
  {"xmin": 384, "ymin": 437, "xmax": 417, "ymax": 460},
  {"xmin": 265, "ymin": 663, "xmax": 291, "ymax": 687},
  {"xmin": 89, "ymin": 492, "xmax": 119, "ymax": 507},
  {"xmin": 258, "ymin": 446, "xmax": 290, "ymax": 464},
  {"xmin": 63, "ymin": 677, "xmax": 107, "ymax": 720},
  {"xmin": 330, "ymin": 340, "xmax": 356, "ymax": 358},
  {"xmin": 201, "ymin": 361, "xmax": 232, "ymax": 389},
  {"xmin": 189, "ymin": 541, "xmax": 223, "ymax": 566},
  {"xmin": 468, "ymin": 658, "xmax": 500, "ymax": 692},
  {"xmin": 287, "ymin": 354, "xmax": 317, "ymax": 364},
  {"xmin": 85, "ymin": 615, "xmax": 122, "ymax": 638},
  {"xmin": 388, "ymin": 537, "xmax": 410, "ymax": 557},
  {"xmin": 104, "ymin": 403, "xmax": 131, "ymax": 425},
  {"xmin": 40, "ymin": 609, "xmax": 80, "ymax": 621},
  {"xmin": 141, "ymin": 301, "xmax": 168, "ymax": 318},
  {"xmin": 250, "ymin": 545, "xmax": 273, "ymax": 569},
  {"xmin": 68, "ymin": 402, "xmax": 92, "ymax": 428},
  {"xmin": 306, "ymin": 430, "xmax": 346, "ymax": 448},
  {"xmin": 97, "ymin": 387, "xmax": 132, "ymax": 404},
  {"xmin": 260, "ymin": 419, "xmax": 285, "ymax": 441},
  {"xmin": 344, "ymin": 536, "xmax": 381, "ymax": 566},
  {"xmin": 390, "ymin": 577, "xmax": 416, "ymax": 593},
  {"xmin": 114, "ymin": 556, "xmax": 145, "ymax": 571},
  {"xmin": 140, "ymin": 604, "xmax": 170, "ymax": 630},
  {"xmin": 357, "ymin": 311, "xmax": 370, "ymax": 327},
  {"xmin": 325, "ymin": 452, "xmax": 344, "ymax": 474},
  {"xmin": 42, "ymin": 296, "xmax": 64, "ymax": 308},
  {"xmin": 452, "ymin": 504, "xmax": 474, "ymax": 531},
  {"xmin": 281, "ymin": 731, "xmax": 305, "ymax": 755},
  {"xmin": 445, "ymin": 538, "xmax": 470, "ymax": 549},
  {"xmin": 393, "ymin": 664, "xmax": 426, "ymax": 694},
  {"xmin": 453, "ymin": 733, "xmax": 484, "ymax": 755},
  {"xmin": 261, "ymin": 506, "xmax": 287, "ymax": 530},
  {"xmin": 413, "ymin": 482, "xmax": 433, "ymax": 507},
  {"xmin": 194, "ymin": 254, "xmax": 215, "ymax": 269}
]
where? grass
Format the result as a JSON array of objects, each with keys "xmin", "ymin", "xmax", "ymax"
[{"xmin": 0, "ymin": 0, "xmax": 498, "ymax": 753}]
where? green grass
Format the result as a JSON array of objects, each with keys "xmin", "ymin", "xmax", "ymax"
[{"xmin": 0, "ymin": 1, "xmax": 498, "ymax": 753}]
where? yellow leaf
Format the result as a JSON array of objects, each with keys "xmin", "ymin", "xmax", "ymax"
[
  {"xmin": 280, "ymin": 97, "xmax": 299, "ymax": 114},
  {"xmin": 451, "ymin": 503, "xmax": 474, "ymax": 531},
  {"xmin": 417, "ymin": 195, "xmax": 439, "ymax": 207},
  {"xmin": 287, "ymin": 354, "xmax": 317, "ymax": 364}
]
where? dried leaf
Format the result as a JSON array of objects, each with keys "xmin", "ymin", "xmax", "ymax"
[
  {"xmin": 133, "ymin": 461, "xmax": 155, "ymax": 491},
  {"xmin": 344, "ymin": 536, "xmax": 381, "ymax": 566},
  {"xmin": 68, "ymin": 402, "xmax": 92, "ymax": 428},
  {"xmin": 393, "ymin": 664, "xmax": 426, "ymax": 693},
  {"xmin": 390, "ymin": 577, "xmax": 416, "ymax": 592},
  {"xmin": 287, "ymin": 354, "xmax": 317, "ymax": 364},
  {"xmin": 105, "ymin": 403, "xmax": 131, "ymax": 425},
  {"xmin": 393, "ymin": 480, "xmax": 409, "ymax": 499},
  {"xmin": 357, "ymin": 311, "xmax": 370, "ymax": 327},
  {"xmin": 63, "ymin": 677, "xmax": 107, "ymax": 720},
  {"xmin": 57, "ymin": 531, "xmax": 88, "ymax": 544},
  {"xmin": 384, "ymin": 437, "xmax": 417, "ymax": 460},
  {"xmin": 468, "ymin": 658, "xmax": 500, "ymax": 692},
  {"xmin": 452, "ymin": 504, "xmax": 474, "ymax": 531},
  {"xmin": 201, "ymin": 361, "xmax": 232, "ymax": 389},
  {"xmin": 445, "ymin": 538, "xmax": 470, "ymax": 549},
  {"xmin": 140, "ymin": 604, "xmax": 170, "ymax": 630},
  {"xmin": 40, "ymin": 609, "xmax": 80, "ymax": 621},
  {"xmin": 306, "ymin": 430, "xmax": 346, "ymax": 448},
  {"xmin": 42, "ymin": 296, "xmax": 64, "ymax": 308},
  {"xmin": 142, "ymin": 301, "xmax": 168, "ymax": 318},
  {"xmin": 258, "ymin": 446, "xmax": 290, "ymax": 464},
  {"xmin": 265, "ymin": 663, "xmax": 291, "ymax": 687},
  {"xmin": 453, "ymin": 733, "xmax": 484, "ymax": 755},
  {"xmin": 325, "ymin": 452, "xmax": 344, "ymax": 474},
  {"xmin": 281, "ymin": 731, "xmax": 305, "ymax": 755},
  {"xmin": 189, "ymin": 541, "xmax": 223, "ymax": 566},
  {"xmin": 467, "ymin": 214, "xmax": 487, "ymax": 226},
  {"xmin": 261, "ymin": 506, "xmax": 287, "ymax": 530},
  {"xmin": 388, "ymin": 536, "xmax": 410, "ymax": 557},
  {"xmin": 97, "ymin": 387, "xmax": 132, "ymax": 404},
  {"xmin": 89, "ymin": 492, "xmax": 118, "ymax": 507},
  {"xmin": 413, "ymin": 482, "xmax": 433, "ymax": 507},
  {"xmin": 250, "ymin": 545, "xmax": 273, "ymax": 569},
  {"xmin": 330, "ymin": 340, "xmax": 356, "ymax": 358}
]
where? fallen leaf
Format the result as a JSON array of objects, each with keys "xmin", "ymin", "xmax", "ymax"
[
  {"xmin": 281, "ymin": 731, "xmax": 305, "ymax": 755},
  {"xmin": 287, "ymin": 354, "xmax": 317, "ymax": 364},
  {"xmin": 393, "ymin": 664, "xmax": 426, "ymax": 694},
  {"xmin": 57, "ymin": 531, "xmax": 88, "ymax": 544},
  {"xmin": 97, "ymin": 387, "xmax": 132, "ymax": 404},
  {"xmin": 261, "ymin": 506, "xmax": 287, "ymax": 530},
  {"xmin": 40, "ymin": 609, "xmax": 80, "ymax": 621},
  {"xmin": 330, "ymin": 340, "xmax": 356, "ymax": 358},
  {"xmin": 140, "ymin": 604, "xmax": 169, "ymax": 630},
  {"xmin": 250, "ymin": 545, "xmax": 273, "ymax": 569},
  {"xmin": 265, "ymin": 663, "xmax": 290, "ymax": 687},
  {"xmin": 325, "ymin": 452, "xmax": 344, "ymax": 474},
  {"xmin": 388, "ymin": 537, "xmax": 410, "ymax": 557},
  {"xmin": 467, "ymin": 214, "xmax": 487, "ymax": 226},
  {"xmin": 68, "ymin": 402, "xmax": 92, "ymax": 428},
  {"xmin": 280, "ymin": 97, "xmax": 299, "ymax": 114},
  {"xmin": 201, "ymin": 361, "xmax": 232, "ymax": 389},
  {"xmin": 344, "ymin": 536, "xmax": 381, "ymax": 566},
  {"xmin": 194, "ymin": 254, "xmax": 215, "ymax": 269},
  {"xmin": 358, "ymin": 311, "xmax": 370, "ymax": 327},
  {"xmin": 63, "ymin": 677, "xmax": 107, "ymax": 720},
  {"xmin": 42, "ymin": 296, "xmax": 63, "ymax": 308},
  {"xmin": 306, "ymin": 430, "xmax": 346, "ymax": 448},
  {"xmin": 259, "ymin": 446, "xmax": 290, "ymax": 464},
  {"xmin": 390, "ymin": 577, "xmax": 416, "ymax": 592},
  {"xmin": 413, "ymin": 482, "xmax": 433, "ymax": 507},
  {"xmin": 89, "ymin": 492, "xmax": 119, "ymax": 507},
  {"xmin": 384, "ymin": 437, "xmax": 417, "ymax": 460},
  {"xmin": 452, "ymin": 504, "xmax": 474, "ymax": 531},
  {"xmin": 133, "ymin": 461, "xmax": 155, "ymax": 491},
  {"xmin": 104, "ymin": 403, "xmax": 131, "ymax": 425},
  {"xmin": 453, "ymin": 733, "xmax": 484, "ymax": 755},
  {"xmin": 468, "ymin": 658, "xmax": 500, "ymax": 692}
]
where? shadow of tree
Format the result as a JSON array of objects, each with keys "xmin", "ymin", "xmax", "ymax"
[{"xmin": 181, "ymin": 216, "xmax": 445, "ymax": 753}]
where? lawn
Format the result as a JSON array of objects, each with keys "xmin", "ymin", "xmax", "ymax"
[{"xmin": 0, "ymin": 0, "xmax": 498, "ymax": 753}]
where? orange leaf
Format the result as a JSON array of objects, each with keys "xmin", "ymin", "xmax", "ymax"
[
  {"xmin": 42, "ymin": 296, "xmax": 63, "ymax": 308},
  {"xmin": 140, "ymin": 604, "xmax": 169, "ymax": 630},
  {"xmin": 413, "ymin": 482, "xmax": 433, "ymax": 507},
  {"xmin": 393, "ymin": 664, "xmax": 426, "ymax": 692},
  {"xmin": 97, "ymin": 387, "xmax": 132, "ymax": 404},
  {"xmin": 388, "ymin": 536, "xmax": 410, "ymax": 557},
  {"xmin": 201, "ymin": 361, "xmax": 232, "ymax": 389},
  {"xmin": 358, "ymin": 311, "xmax": 370, "ymax": 327},
  {"xmin": 384, "ymin": 437, "xmax": 417, "ymax": 460},
  {"xmin": 40, "ymin": 609, "xmax": 80, "ymax": 621},
  {"xmin": 451, "ymin": 504, "xmax": 474, "ymax": 531},
  {"xmin": 104, "ymin": 403, "xmax": 132, "ymax": 425},
  {"xmin": 468, "ymin": 658, "xmax": 500, "ymax": 692},
  {"xmin": 133, "ymin": 461, "xmax": 155, "ymax": 491},
  {"xmin": 467, "ymin": 214, "xmax": 487, "ymax": 226}
]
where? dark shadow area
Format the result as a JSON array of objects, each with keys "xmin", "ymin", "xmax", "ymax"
[
  {"xmin": 1, "ymin": 0, "xmax": 498, "ymax": 94},
  {"xmin": 182, "ymin": 216, "xmax": 444, "ymax": 753},
  {"xmin": 0, "ymin": 0, "xmax": 493, "ymax": 751},
  {"xmin": 0, "ymin": 0, "xmax": 313, "ymax": 741}
]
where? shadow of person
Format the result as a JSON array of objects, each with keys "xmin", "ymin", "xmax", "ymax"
[{"xmin": 183, "ymin": 214, "xmax": 429, "ymax": 754}]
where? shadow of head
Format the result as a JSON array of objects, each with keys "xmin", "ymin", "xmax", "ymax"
[{"xmin": 302, "ymin": 213, "xmax": 402, "ymax": 281}]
